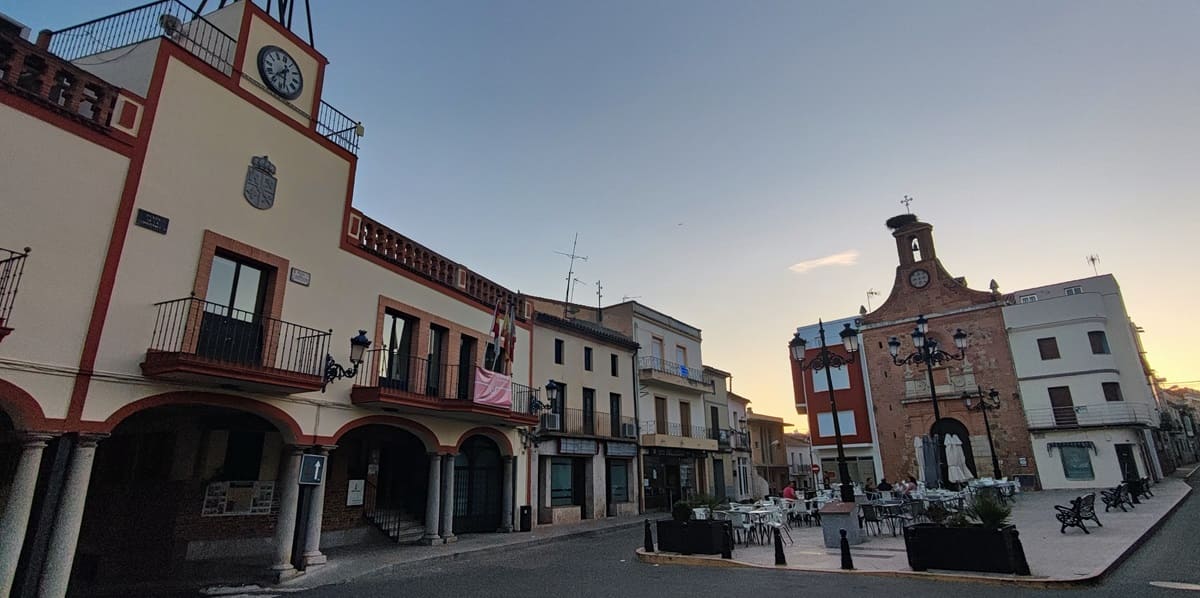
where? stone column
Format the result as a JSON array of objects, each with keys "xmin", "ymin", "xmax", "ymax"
[
  {"xmin": 302, "ymin": 446, "xmax": 333, "ymax": 566},
  {"xmin": 0, "ymin": 434, "xmax": 51, "ymax": 597},
  {"xmin": 422, "ymin": 453, "xmax": 442, "ymax": 544},
  {"xmin": 38, "ymin": 435, "xmax": 100, "ymax": 598},
  {"xmin": 270, "ymin": 446, "xmax": 304, "ymax": 581},
  {"xmin": 441, "ymin": 454, "xmax": 457, "ymax": 543},
  {"xmin": 500, "ymin": 456, "xmax": 514, "ymax": 532}
]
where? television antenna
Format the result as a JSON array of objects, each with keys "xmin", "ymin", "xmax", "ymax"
[
  {"xmin": 1086, "ymin": 254, "xmax": 1100, "ymax": 276},
  {"xmin": 866, "ymin": 288, "xmax": 880, "ymax": 311},
  {"xmin": 555, "ymin": 233, "xmax": 588, "ymax": 308}
]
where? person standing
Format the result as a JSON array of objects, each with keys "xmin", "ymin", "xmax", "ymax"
[{"xmin": 782, "ymin": 482, "xmax": 797, "ymax": 500}]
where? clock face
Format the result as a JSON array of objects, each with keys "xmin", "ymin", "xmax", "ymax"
[
  {"xmin": 257, "ymin": 45, "xmax": 303, "ymax": 100},
  {"xmin": 909, "ymin": 269, "xmax": 930, "ymax": 288}
]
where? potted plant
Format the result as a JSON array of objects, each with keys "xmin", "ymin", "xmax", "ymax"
[
  {"xmin": 655, "ymin": 498, "xmax": 732, "ymax": 555},
  {"xmin": 903, "ymin": 494, "xmax": 1030, "ymax": 575}
]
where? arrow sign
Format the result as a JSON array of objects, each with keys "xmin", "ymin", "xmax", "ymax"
[{"xmin": 299, "ymin": 454, "xmax": 327, "ymax": 485}]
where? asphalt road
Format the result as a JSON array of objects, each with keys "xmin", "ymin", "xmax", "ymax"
[{"xmin": 296, "ymin": 475, "xmax": 1200, "ymax": 598}]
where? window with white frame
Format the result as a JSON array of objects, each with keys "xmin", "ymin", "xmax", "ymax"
[
  {"xmin": 1065, "ymin": 286, "xmax": 1083, "ymax": 296},
  {"xmin": 816, "ymin": 410, "xmax": 857, "ymax": 437},
  {"xmin": 812, "ymin": 365, "xmax": 850, "ymax": 392},
  {"xmin": 1018, "ymin": 294, "xmax": 1038, "ymax": 303}
]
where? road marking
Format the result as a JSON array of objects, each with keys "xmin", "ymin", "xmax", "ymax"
[{"xmin": 1150, "ymin": 582, "xmax": 1200, "ymax": 591}]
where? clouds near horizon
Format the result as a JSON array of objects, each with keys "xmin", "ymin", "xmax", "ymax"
[{"xmin": 789, "ymin": 250, "xmax": 860, "ymax": 274}]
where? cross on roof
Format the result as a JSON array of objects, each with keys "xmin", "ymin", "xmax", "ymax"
[{"xmin": 901, "ymin": 195, "xmax": 914, "ymax": 214}]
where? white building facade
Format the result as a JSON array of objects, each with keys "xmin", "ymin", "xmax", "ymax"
[{"xmin": 1004, "ymin": 275, "xmax": 1162, "ymax": 490}]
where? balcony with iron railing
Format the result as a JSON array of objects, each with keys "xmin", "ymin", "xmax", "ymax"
[
  {"xmin": 638, "ymin": 419, "xmax": 718, "ymax": 452},
  {"xmin": 1, "ymin": 27, "xmax": 118, "ymax": 129},
  {"xmin": 538, "ymin": 408, "xmax": 637, "ymax": 439},
  {"xmin": 41, "ymin": 0, "xmax": 362, "ymax": 155},
  {"xmin": 0, "ymin": 247, "xmax": 31, "ymax": 342},
  {"xmin": 350, "ymin": 348, "xmax": 538, "ymax": 425},
  {"xmin": 1025, "ymin": 402, "xmax": 1159, "ymax": 430},
  {"xmin": 141, "ymin": 296, "xmax": 330, "ymax": 393},
  {"xmin": 638, "ymin": 356, "xmax": 714, "ymax": 392},
  {"xmin": 727, "ymin": 429, "xmax": 751, "ymax": 451},
  {"xmin": 350, "ymin": 212, "xmax": 524, "ymax": 314}
]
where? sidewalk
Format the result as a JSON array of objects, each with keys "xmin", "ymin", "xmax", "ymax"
[
  {"xmin": 204, "ymin": 514, "xmax": 651, "ymax": 596},
  {"xmin": 638, "ymin": 477, "xmax": 1193, "ymax": 585}
]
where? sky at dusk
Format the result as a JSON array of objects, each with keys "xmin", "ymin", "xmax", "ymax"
[{"xmin": 11, "ymin": 1, "xmax": 1200, "ymax": 431}]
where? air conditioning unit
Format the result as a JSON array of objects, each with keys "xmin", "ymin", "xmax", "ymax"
[
  {"xmin": 620, "ymin": 423, "xmax": 637, "ymax": 438},
  {"xmin": 540, "ymin": 413, "xmax": 561, "ymax": 431}
]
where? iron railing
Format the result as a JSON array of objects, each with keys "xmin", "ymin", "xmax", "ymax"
[
  {"xmin": 639, "ymin": 420, "xmax": 710, "ymax": 439},
  {"xmin": 48, "ymin": 0, "xmax": 236, "ymax": 76},
  {"xmin": 728, "ymin": 429, "xmax": 751, "ymax": 450},
  {"xmin": 356, "ymin": 348, "xmax": 537, "ymax": 415},
  {"xmin": 316, "ymin": 100, "xmax": 360, "ymax": 155},
  {"xmin": 0, "ymin": 247, "xmax": 30, "ymax": 328},
  {"xmin": 638, "ymin": 356, "xmax": 712, "ymax": 386},
  {"xmin": 146, "ymin": 296, "xmax": 329, "ymax": 377},
  {"xmin": 1025, "ymin": 403, "xmax": 1158, "ymax": 429},
  {"xmin": 542, "ymin": 408, "xmax": 636, "ymax": 437}
]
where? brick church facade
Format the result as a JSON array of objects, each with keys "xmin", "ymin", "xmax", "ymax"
[{"xmin": 858, "ymin": 215, "xmax": 1041, "ymax": 489}]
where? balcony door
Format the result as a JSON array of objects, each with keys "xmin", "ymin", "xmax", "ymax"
[
  {"xmin": 679, "ymin": 402, "xmax": 692, "ymax": 437},
  {"xmin": 197, "ymin": 255, "xmax": 267, "ymax": 366},
  {"xmin": 457, "ymin": 335, "xmax": 476, "ymax": 400},
  {"xmin": 426, "ymin": 324, "xmax": 448, "ymax": 397},
  {"xmin": 1048, "ymin": 386, "xmax": 1077, "ymax": 426},
  {"xmin": 381, "ymin": 311, "xmax": 416, "ymax": 391},
  {"xmin": 654, "ymin": 397, "xmax": 667, "ymax": 434},
  {"xmin": 582, "ymin": 388, "xmax": 595, "ymax": 435}
]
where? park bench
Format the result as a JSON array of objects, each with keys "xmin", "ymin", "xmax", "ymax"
[
  {"xmin": 1101, "ymin": 483, "xmax": 1136, "ymax": 512},
  {"xmin": 1054, "ymin": 492, "xmax": 1101, "ymax": 534},
  {"xmin": 1125, "ymin": 478, "xmax": 1153, "ymax": 502}
]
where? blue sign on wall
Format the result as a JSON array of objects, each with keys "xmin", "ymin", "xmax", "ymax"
[{"xmin": 299, "ymin": 454, "xmax": 327, "ymax": 485}]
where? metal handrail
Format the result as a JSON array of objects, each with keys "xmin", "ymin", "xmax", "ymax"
[
  {"xmin": 0, "ymin": 247, "xmax": 31, "ymax": 327},
  {"xmin": 48, "ymin": 0, "xmax": 237, "ymax": 76},
  {"xmin": 1024, "ymin": 403, "xmax": 1158, "ymax": 429},
  {"xmin": 356, "ymin": 348, "xmax": 536, "ymax": 414},
  {"xmin": 639, "ymin": 420, "xmax": 710, "ymax": 439},
  {"xmin": 637, "ymin": 355, "xmax": 711, "ymax": 386}
]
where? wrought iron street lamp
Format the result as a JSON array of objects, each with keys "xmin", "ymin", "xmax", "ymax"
[
  {"xmin": 790, "ymin": 320, "xmax": 860, "ymax": 503},
  {"xmin": 322, "ymin": 330, "xmax": 372, "ymax": 392},
  {"xmin": 886, "ymin": 314, "xmax": 968, "ymax": 486},
  {"xmin": 963, "ymin": 386, "xmax": 1002, "ymax": 479}
]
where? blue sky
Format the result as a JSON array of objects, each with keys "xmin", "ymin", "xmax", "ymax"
[{"xmin": 12, "ymin": 0, "xmax": 1200, "ymax": 428}]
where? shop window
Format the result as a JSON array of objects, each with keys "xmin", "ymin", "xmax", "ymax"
[
  {"xmin": 1060, "ymin": 446, "xmax": 1095, "ymax": 480},
  {"xmin": 607, "ymin": 459, "xmax": 629, "ymax": 503},
  {"xmin": 550, "ymin": 458, "xmax": 573, "ymax": 506}
]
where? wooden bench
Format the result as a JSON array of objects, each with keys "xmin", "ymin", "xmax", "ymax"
[
  {"xmin": 1055, "ymin": 492, "xmax": 1102, "ymax": 534},
  {"xmin": 1101, "ymin": 483, "xmax": 1136, "ymax": 512}
]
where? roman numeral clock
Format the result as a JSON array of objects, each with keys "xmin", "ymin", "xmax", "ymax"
[{"xmin": 257, "ymin": 45, "xmax": 303, "ymax": 100}]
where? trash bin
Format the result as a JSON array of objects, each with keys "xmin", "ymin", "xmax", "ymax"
[{"xmin": 519, "ymin": 506, "xmax": 532, "ymax": 532}]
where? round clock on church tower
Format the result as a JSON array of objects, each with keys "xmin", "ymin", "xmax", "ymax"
[
  {"xmin": 909, "ymin": 268, "xmax": 930, "ymax": 288},
  {"xmin": 257, "ymin": 45, "xmax": 304, "ymax": 100}
]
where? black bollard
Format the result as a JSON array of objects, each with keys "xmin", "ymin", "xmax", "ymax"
[
  {"xmin": 721, "ymin": 521, "xmax": 733, "ymax": 560},
  {"xmin": 774, "ymin": 527, "xmax": 787, "ymax": 566},
  {"xmin": 839, "ymin": 528, "xmax": 854, "ymax": 570},
  {"xmin": 644, "ymin": 519, "xmax": 655, "ymax": 552}
]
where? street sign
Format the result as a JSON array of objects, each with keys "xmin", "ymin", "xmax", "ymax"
[
  {"xmin": 299, "ymin": 454, "xmax": 327, "ymax": 485},
  {"xmin": 811, "ymin": 464, "xmax": 820, "ymax": 474}
]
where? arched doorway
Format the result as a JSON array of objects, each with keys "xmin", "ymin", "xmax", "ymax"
[
  {"xmin": 329, "ymin": 424, "xmax": 430, "ymax": 542},
  {"xmin": 453, "ymin": 436, "xmax": 502, "ymax": 534},
  {"xmin": 75, "ymin": 403, "xmax": 294, "ymax": 590},
  {"xmin": 931, "ymin": 418, "xmax": 978, "ymax": 484}
]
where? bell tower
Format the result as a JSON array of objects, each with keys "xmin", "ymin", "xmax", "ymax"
[{"xmin": 888, "ymin": 214, "xmax": 937, "ymax": 266}]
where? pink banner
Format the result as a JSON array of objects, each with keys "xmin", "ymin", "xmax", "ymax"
[{"xmin": 473, "ymin": 367, "xmax": 512, "ymax": 409}]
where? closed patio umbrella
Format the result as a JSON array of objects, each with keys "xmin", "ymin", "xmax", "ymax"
[{"xmin": 945, "ymin": 435, "xmax": 974, "ymax": 484}]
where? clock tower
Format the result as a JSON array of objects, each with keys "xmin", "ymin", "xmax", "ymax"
[{"xmin": 858, "ymin": 214, "xmax": 1040, "ymax": 490}]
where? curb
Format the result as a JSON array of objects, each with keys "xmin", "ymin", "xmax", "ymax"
[
  {"xmin": 266, "ymin": 518, "xmax": 650, "ymax": 593},
  {"xmin": 637, "ymin": 483, "xmax": 1194, "ymax": 588}
]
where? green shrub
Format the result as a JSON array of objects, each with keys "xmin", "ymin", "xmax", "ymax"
[{"xmin": 965, "ymin": 493, "xmax": 1012, "ymax": 529}]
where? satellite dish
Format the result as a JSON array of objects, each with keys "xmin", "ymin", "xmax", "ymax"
[{"xmin": 159, "ymin": 14, "xmax": 182, "ymax": 35}]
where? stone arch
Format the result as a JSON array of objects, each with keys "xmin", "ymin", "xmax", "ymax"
[
  {"xmin": 453, "ymin": 426, "xmax": 513, "ymax": 456},
  {"xmin": 94, "ymin": 391, "xmax": 306, "ymax": 444},
  {"xmin": 329, "ymin": 415, "xmax": 440, "ymax": 453},
  {"xmin": 0, "ymin": 378, "xmax": 50, "ymax": 431}
]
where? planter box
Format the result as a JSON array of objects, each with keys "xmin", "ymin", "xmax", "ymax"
[
  {"xmin": 656, "ymin": 520, "xmax": 731, "ymax": 555},
  {"xmin": 903, "ymin": 523, "xmax": 1030, "ymax": 575}
]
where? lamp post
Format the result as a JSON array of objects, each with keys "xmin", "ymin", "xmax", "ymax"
[
  {"xmin": 963, "ymin": 386, "xmax": 1002, "ymax": 479},
  {"xmin": 322, "ymin": 330, "xmax": 372, "ymax": 392},
  {"xmin": 886, "ymin": 315, "xmax": 969, "ymax": 487},
  {"xmin": 790, "ymin": 320, "xmax": 860, "ymax": 503}
]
